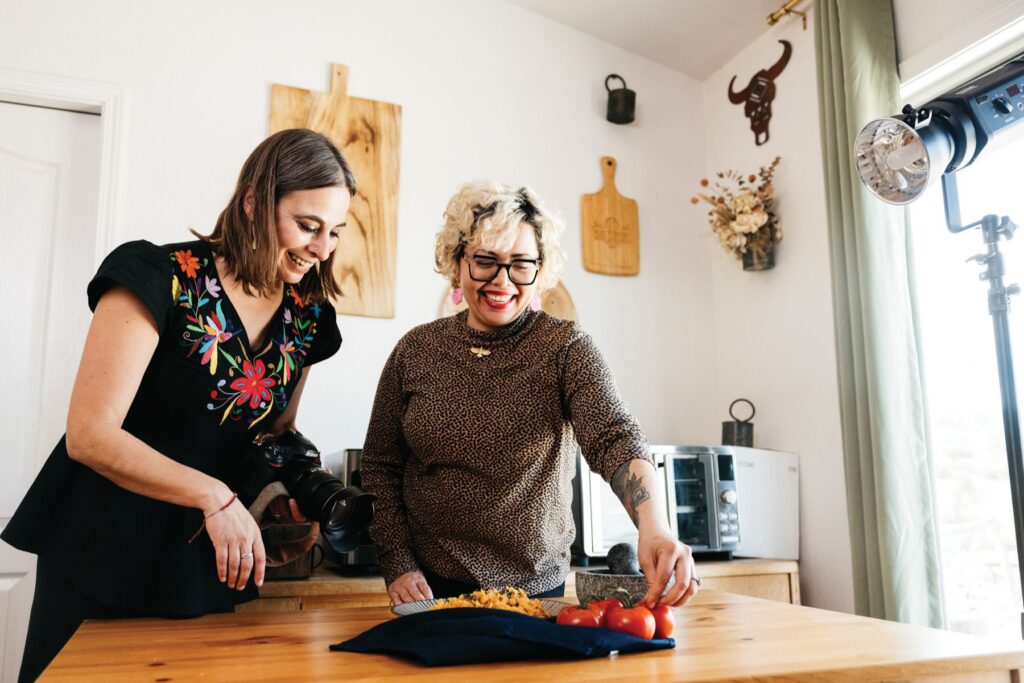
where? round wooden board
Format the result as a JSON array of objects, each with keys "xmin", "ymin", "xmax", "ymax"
[{"xmin": 439, "ymin": 280, "xmax": 578, "ymax": 322}]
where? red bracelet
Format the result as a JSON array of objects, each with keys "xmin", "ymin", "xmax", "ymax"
[{"xmin": 187, "ymin": 492, "xmax": 238, "ymax": 544}]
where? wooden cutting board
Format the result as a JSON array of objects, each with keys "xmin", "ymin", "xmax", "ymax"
[
  {"xmin": 581, "ymin": 156, "xmax": 639, "ymax": 276},
  {"xmin": 270, "ymin": 64, "xmax": 401, "ymax": 318}
]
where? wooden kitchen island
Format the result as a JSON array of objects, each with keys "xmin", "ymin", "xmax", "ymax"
[{"xmin": 43, "ymin": 589, "xmax": 1024, "ymax": 682}]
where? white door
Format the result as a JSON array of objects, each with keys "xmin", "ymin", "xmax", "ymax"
[{"xmin": 0, "ymin": 100, "xmax": 101, "ymax": 682}]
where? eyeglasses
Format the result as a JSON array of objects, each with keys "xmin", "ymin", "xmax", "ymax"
[{"xmin": 466, "ymin": 254, "xmax": 540, "ymax": 285}]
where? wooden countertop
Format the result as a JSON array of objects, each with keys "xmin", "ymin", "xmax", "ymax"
[{"xmin": 43, "ymin": 589, "xmax": 1024, "ymax": 682}]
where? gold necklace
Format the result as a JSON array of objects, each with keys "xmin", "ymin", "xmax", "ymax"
[{"xmin": 470, "ymin": 346, "xmax": 491, "ymax": 358}]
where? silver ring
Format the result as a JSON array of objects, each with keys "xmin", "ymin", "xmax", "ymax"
[
  {"xmin": 241, "ymin": 552, "xmax": 254, "ymax": 560},
  {"xmin": 694, "ymin": 576, "xmax": 703, "ymax": 586}
]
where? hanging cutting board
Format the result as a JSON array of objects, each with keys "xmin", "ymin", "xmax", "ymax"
[
  {"xmin": 581, "ymin": 156, "xmax": 639, "ymax": 276},
  {"xmin": 270, "ymin": 64, "xmax": 401, "ymax": 318}
]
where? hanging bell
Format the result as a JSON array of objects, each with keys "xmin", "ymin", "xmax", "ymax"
[
  {"xmin": 721, "ymin": 398, "xmax": 755, "ymax": 447},
  {"xmin": 605, "ymin": 74, "xmax": 636, "ymax": 124}
]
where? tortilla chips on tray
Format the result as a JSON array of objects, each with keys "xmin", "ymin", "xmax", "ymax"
[{"xmin": 429, "ymin": 587, "xmax": 550, "ymax": 618}]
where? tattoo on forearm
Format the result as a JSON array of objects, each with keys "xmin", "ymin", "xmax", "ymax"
[{"xmin": 611, "ymin": 462, "xmax": 650, "ymax": 527}]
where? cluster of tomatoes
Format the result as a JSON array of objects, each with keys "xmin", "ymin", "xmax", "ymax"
[{"xmin": 554, "ymin": 590, "xmax": 674, "ymax": 639}]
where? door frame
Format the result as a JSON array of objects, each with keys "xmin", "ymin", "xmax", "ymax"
[
  {"xmin": 0, "ymin": 67, "xmax": 123, "ymax": 263},
  {"xmin": 0, "ymin": 68, "xmax": 122, "ymax": 682}
]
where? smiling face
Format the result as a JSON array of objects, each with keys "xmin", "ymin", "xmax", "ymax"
[
  {"xmin": 271, "ymin": 187, "xmax": 351, "ymax": 284},
  {"xmin": 459, "ymin": 222, "xmax": 541, "ymax": 332}
]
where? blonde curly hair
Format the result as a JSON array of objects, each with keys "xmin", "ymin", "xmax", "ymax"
[{"xmin": 435, "ymin": 180, "xmax": 566, "ymax": 291}]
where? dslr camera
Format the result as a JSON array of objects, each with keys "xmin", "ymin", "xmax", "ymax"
[{"xmin": 227, "ymin": 429, "xmax": 375, "ymax": 554}]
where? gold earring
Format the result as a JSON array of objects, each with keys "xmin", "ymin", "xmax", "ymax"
[
  {"xmin": 314, "ymin": 261, "xmax": 320, "ymax": 273},
  {"xmin": 250, "ymin": 222, "xmax": 257, "ymax": 251}
]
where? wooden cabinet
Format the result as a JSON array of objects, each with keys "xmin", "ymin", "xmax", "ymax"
[
  {"xmin": 694, "ymin": 559, "xmax": 800, "ymax": 605},
  {"xmin": 238, "ymin": 558, "xmax": 799, "ymax": 613}
]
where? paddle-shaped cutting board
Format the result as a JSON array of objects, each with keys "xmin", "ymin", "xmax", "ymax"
[
  {"xmin": 270, "ymin": 64, "xmax": 401, "ymax": 318},
  {"xmin": 581, "ymin": 156, "xmax": 639, "ymax": 276}
]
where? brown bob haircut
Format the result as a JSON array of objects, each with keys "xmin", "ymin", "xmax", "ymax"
[{"xmin": 196, "ymin": 128, "xmax": 357, "ymax": 303}]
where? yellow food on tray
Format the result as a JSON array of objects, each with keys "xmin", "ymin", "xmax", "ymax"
[{"xmin": 429, "ymin": 587, "xmax": 550, "ymax": 618}]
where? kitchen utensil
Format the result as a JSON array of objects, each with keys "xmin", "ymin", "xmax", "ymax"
[
  {"xmin": 581, "ymin": 157, "xmax": 640, "ymax": 275},
  {"xmin": 574, "ymin": 570, "xmax": 675, "ymax": 605},
  {"xmin": 271, "ymin": 63, "xmax": 401, "ymax": 318}
]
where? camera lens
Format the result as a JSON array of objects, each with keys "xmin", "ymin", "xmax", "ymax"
[
  {"xmin": 321, "ymin": 487, "xmax": 375, "ymax": 553},
  {"xmin": 279, "ymin": 463, "xmax": 375, "ymax": 554}
]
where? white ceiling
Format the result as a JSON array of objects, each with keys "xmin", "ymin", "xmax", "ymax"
[{"xmin": 506, "ymin": 0, "xmax": 787, "ymax": 80}]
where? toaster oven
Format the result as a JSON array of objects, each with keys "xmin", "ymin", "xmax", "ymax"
[
  {"xmin": 657, "ymin": 445, "xmax": 740, "ymax": 553},
  {"xmin": 571, "ymin": 445, "xmax": 799, "ymax": 562}
]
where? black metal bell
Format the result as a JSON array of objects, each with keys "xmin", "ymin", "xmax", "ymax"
[
  {"xmin": 605, "ymin": 74, "xmax": 635, "ymax": 124},
  {"xmin": 722, "ymin": 398, "xmax": 755, "ymax": 447}
]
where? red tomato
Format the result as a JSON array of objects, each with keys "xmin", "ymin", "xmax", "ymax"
[
  {"xmin": 606, "ymin": 604, "xmax": 656, "ymax": 639},
  {"xmin": 585, "ymin": 597, "xmax": 623, "ymax": 627},
  {"xmin": 555, "ymin": 605, "xmax": 601, "ymax": 628},
  {"xmin": 650, "ymin": 604, "xmax": 675, "ymax": 638}
]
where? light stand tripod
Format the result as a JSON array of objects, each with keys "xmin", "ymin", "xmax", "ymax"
[{"xmin": 940, "ymin": 173, "xmax": 1024, "ymax": 636}]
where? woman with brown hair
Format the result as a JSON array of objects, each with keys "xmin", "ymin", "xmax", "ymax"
[{"xmin": 2, "ymin": 128, "xmax": 355, "ymax": 681}]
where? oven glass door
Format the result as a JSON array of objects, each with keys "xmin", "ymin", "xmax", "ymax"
[{"xmin": 669, "ymin": 456, "xmax": 712, "ymax": 547}]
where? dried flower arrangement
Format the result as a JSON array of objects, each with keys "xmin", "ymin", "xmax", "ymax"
[{"xmin": 691, "ymin": 156, "xmax": 782, "ymax": 268}]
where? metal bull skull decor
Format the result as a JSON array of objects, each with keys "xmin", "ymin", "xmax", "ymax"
[{"xmin": 728, "ymin": 40, "xmax": 792, "ymax": 146}]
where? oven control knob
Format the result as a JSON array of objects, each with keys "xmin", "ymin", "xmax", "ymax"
[
  {"xmin": 720, "ymin": 489, "xmax": 737, "ymax": 505},
  {"xmin": 994, "ymin": 97, "xmax": 1014, "ymax": 115}
]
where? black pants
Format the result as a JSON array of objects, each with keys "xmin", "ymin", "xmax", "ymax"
[
  {"xmin": 420, "ymin": 566, "xmax": 565, "ymax": 599},
  {"xmin": 18, "ymin": 560, "xmax": 147, "ymax": 683}
]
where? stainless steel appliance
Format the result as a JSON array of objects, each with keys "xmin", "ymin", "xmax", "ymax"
[
  {"xmin": 658, "ymin": 444, "xmax": 740, "ymax": 555},
  {"xmin": 571, "ymin": 445, "xmax": 799, "ymax": 562}
]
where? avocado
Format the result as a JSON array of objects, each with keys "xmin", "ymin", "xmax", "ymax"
[{"xmin": 606, "ymin": 542, "xmax": 641, "ymax": 575}]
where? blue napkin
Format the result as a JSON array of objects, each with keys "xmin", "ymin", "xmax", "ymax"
[{"xmin": 330, "ymin": 607, "xmax": 675, "ymax": 666}]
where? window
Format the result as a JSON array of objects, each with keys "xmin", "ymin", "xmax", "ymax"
[{"xmin": 907, "ymin": 125, "xmax": 1024, "ymax": 638}]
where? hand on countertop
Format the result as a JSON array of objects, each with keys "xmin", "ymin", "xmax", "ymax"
[{"xmin": 388, "ymin": 571, "xmax": 434, "ymax": 604}]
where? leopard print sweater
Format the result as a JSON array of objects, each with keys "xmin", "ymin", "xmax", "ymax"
[{"xmin": 361, "ymin": 309, "xmax": 650, "ymax": 595}]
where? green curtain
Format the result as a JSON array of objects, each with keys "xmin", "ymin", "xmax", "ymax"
[{"xmin": 815, "ymin": 0, "xmax": 943, "ymax": 627}]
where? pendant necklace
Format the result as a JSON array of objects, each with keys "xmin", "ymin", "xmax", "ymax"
[{"xmin": 470, "ymin": 346, "xmax": 490, "ymax": 358}]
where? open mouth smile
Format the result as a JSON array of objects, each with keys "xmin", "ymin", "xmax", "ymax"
[
  {"xmin": 288, "ymin": 252, "xmax": 314, "ymax": 270},
  {"xmin": 481, "ymin": 291, "xmax": 516, "ymax": 309}
]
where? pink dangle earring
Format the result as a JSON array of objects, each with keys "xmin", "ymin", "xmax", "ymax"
[
  {"xmin": 529, "ymin": 294, "xmax": 541, "ymax": 311},
  {"xmin": 451, "ymin": 287, "xmax": 463, "ymax": 305}
]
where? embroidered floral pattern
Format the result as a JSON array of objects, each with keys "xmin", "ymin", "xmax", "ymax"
[
  {"xmin": 230, "ymin": 359, "xmax": 277, "ymax": 408},
  {"xmin": 169, "ymin": 247, "xmax": 326, "ymax": 429},
  {"xmin": 175, "ymin": 249, "xmax": 201, "ymax": 278}
]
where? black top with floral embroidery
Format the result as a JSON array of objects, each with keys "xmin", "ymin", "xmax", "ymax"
[{"xmin": 1, "ymin": 239, "xmax": 341, "ymax": 616}]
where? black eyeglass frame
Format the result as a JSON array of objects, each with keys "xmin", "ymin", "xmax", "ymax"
[{"xmin": 465, "ymin": 254, "xmax": 541, "ymax": 285}]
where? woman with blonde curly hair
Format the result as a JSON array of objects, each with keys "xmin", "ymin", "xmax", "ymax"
[{"xmin": 361, "ymin": 180, "xmax": 700, "ymax": 608}]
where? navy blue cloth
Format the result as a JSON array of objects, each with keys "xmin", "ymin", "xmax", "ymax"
[{"xmin": 331, "ymin": 608, "xmax": 674, "ymax": 666}]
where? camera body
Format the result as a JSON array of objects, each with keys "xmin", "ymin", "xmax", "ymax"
[{"xmin": 227, "ymin": 430, "xmax": 375, "ymax": 554}]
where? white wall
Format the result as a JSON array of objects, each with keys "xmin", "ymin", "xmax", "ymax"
[
  {"xmin": 2, "ymin": 0, "xmax": 857, "ymax": 611},
  {"xmin": 0, "ymin": 0, "xmax": 711, "ymax": 453},
  {"xmin": 697, "ymin": 8, "xmax": 854, "ymax": 613}
]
